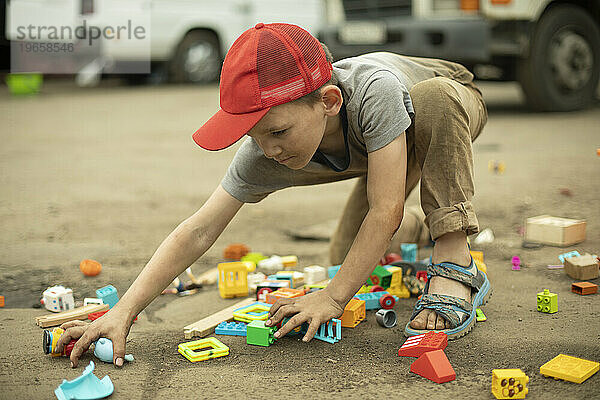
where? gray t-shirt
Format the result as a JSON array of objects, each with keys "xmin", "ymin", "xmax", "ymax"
[{"xmin": 221, "ymin": 52, "xmax": 474, "ymax": 203}]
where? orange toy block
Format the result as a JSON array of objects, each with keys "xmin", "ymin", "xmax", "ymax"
[
  {"xmin": 265, "ymin": 287, "xmax": 305, "ymax": 304},
  {"xmin": 217, "ymin": 262, "xmax": 249, "ymax": 299},
  {"xmin": 0, "ymin": 295, "xmax": 4, "ymax": 307},
  {"xmin": 223, "ymin": 243, "xmax": 250, "ymax": 261},
  {"xmin": 340, "ymin": 298, "xmax": 365, "ymax": 328},
  {"xmin": 410, "ymin": 349, "xmax": 456, "ymax": 384},
  {"xmin": 571, "ymin": 281, "xmax": 598, "ymax": 295}
]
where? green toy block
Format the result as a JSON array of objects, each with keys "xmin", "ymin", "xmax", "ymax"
[
  {"xmin": 241, "ymin": 252, "xmax": 268, "ymax": 267},
  {"xmin": 366, "ymin": 265, "xmax": 392, "ymax": 289},
  {"xmin": 246, "ymin": 320, "xmax": 277, "ymax": 347},
  {"xmin": 537, "ymin": 289, "xmax": 558, "ymax": 314}
]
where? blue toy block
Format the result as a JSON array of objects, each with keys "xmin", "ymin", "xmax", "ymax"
[
  {"xmin": 215, "ymin": 321, "xmax": 247, "ymax": 336},
  {"xmin": 95, "ymin": 285, "xmax": 119, "ymax": 309},
  {"xmin": 558, "ymin": 251, "xmax": 581, "ymax": 263},
  {"xmin": 55, "ymin": 361, "xmax": 113, "ymax": 400},
  {"xmin": 328, "ymin": 265, "xmax": 341, "ymax": 279},
  {"xmin": 401, "ymin": 243, "xmax": 418, "ymax": 262},
  {"xmin": 282, "ymin": 317, "xmax": 342, "ymax": 344},
  {"xmin": 353, "ymin": 291, "xmax": 399, "ymax": 310}
]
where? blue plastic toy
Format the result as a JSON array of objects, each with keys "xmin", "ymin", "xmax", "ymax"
[
  {"xmin": 401, "ymin": 243, "xmax": 418, "ymax": 262},
  {"xmin": 54, "ymin": 361, "xmax": 113, "ymax": 400},
  {"xmin": 353, "ymin": 292, "xmax": 399, "ymax": 310},
  {"xmin": 328, "ymin": 265, "xmax": 341, "ymax": 279},
  {"xmin": 558, "ymin": 250, "xmax": 581, "ymax": 263},
  {"xmin": 93, "ymin": 338, "xmax": 134, "ymax": 363},
  {"xmin": 95, "ymin": 285, "xmax": 119, "ymax": 309},
  {"xmin": 215, "ymin": 321, "xmax": 247, "ymax": 336}
]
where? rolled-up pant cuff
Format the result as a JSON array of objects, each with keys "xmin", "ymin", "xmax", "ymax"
[{"xmin": 425, "ymin": 201, "xmax": 479, "ymax": 241}]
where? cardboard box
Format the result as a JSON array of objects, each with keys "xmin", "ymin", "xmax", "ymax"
[
  {"xmin": 564, "ymin": 254, "xmax": 599, "ymax": 280},
  {"xmin": 525, "ymin": 215, "xmax": 586, "ymax": 247}
]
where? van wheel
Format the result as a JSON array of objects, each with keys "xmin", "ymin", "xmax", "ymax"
[
  {"xmin": 517, "ymin": 4, "xmax": 600, "ymax": 111},
  {"xmin": 171, "ymin": 31, "xmax": 221, "ymax": 83}
]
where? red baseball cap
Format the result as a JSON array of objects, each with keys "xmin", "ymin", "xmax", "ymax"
[{"xmin": 192, "ymin": 22, "xmax": 333, "ymax": 151}]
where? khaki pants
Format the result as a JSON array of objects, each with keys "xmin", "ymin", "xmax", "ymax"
[{"xmin": 330, "ymin": 77, "xmax": 488, "ymax": 265}]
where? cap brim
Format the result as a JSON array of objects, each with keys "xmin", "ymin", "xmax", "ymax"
[{"xmin": 192, "ymin": 107, "xmax": 270, "ymax": 151}]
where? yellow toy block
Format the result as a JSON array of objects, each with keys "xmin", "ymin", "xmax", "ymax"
[
  {"xmin": 340, "ymin": 298, "xmax": 365, "ymax": 328},
  {"xmin": 470, "ymin": 251, "xmax": 487, "ymax": 274},
  {"xmin": 540, "ymin": 354, "xmax": 599, "ymax": 383},
  {"xmin": 218, "ymin": 262, "xmax": 249, "ymax": 299},
  {"xmin": 491, "ymin": 369, "xmax": 529, "ymax": 399},
  {"xmin": 356, "ymin": 285, "xmax": 371, "ymax": 294},
  {"xmin": 232, "ymin": 301, "xmax": 271, "ymax": 323},
  {"xmin": 178, "ymin": 337, "xmax": 229, "ymax": 362},
  {"xmin": 388, "ymin": 283, "xmax": 411, "ymax": 299}
]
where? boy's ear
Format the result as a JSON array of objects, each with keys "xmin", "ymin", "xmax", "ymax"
[{"xmin": 321, "ymin": 85, "xmax": 343, "ymax": 116}]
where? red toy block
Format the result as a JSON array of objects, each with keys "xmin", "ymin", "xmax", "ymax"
[
  {"xmin": 416, "ymin": 270, "xmax": 428, "ymax": 282},
  {"xmin": 398, "ymin": 331, "xmax": 448, "ymax": 358},
  {"xmin": 88, "ymin": 311, "xmax": 108, "ymax": 321},
  {"xmin": 410, "ymin": 349, "xmax": 456, "ymax": 384}
]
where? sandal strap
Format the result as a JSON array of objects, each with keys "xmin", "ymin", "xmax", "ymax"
[
  {"xmin": 427, "ymin": 259, "xmax": 485, "ymax": 291},
  {"xmin": 410, "ymin": 293, "xmax": 473, "ymax": 329}
]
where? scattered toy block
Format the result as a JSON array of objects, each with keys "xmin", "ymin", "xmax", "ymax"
[
  {"xmin": 398, "ymin": 332, "xmax": 448, "ymax": 358},
  {"xmin": 36, "ymin": 303, "xmax": 109, "ymax": 328},
  {"xmin": 558, "ymin": 250, "xmax": 581, "ymax": 263},
  {"xmin": 491, "ymin": 369, "xmax": 529, "ymax": 399},
  {"xmin": 340, "ymin": 298, "xmax": 365, "ymax": 328},
  {"xmin": 280, "ymin": 255, "xmax": 298, "ymax": 269},
  {"xmin": 218, "ymin": 262, "xmax": 249, "ymax": 299},
  {"xmin": 353, "ymin": 291, "xmax": 398, "ymax": 310},
  {"xmin": 564, "ymin": 253, "xmax": 599, "ymax": 280},
  {"xmin": 571, "ymin": 281, "xmax": 598, "ymax": 295},
  {"xmin": 223, "ymin": 243, "xmax": 250, "ymax": 261},
  {"xmin": 241, "ymin": 252, "xmax": 267, "ymax": 268},
  {"xmin": 366, "ymin": 265, "xmax": 392, "ymax": 289},
  {"xmin": 328, "ymin": 265, "xmax": 341, "ymax": 279},
  {"xmin": 232, "ymin": 301, "xmax": 271, "ymax": 323},
  {"xmin": 256, "ymin": 280, "xmax": 291, "ymax": 302},
  {"xmin": 313, "ymin": 318, "xmax": 341, "ymax": 343},
  {"xmin": 246, "ymin": 320, "xmax": 277, "ymax": 346},
  {"xmin": 215, "ymin": 321, "xmax": 247, "ymax": 336},
  {"xmin": 540, "ymin": 354, "xmax": 599, "ymax": 383},
  {"xmin": 274, "ymin": 270, "xmax": 304, "ymax": 287},
  {"xmin": 178, "ymin": 337, "xmax": 229, "ymax": 362},
  {"xmin": 476, "ymin": 308, "xmax": 487, "ymax": 322},
  {"xmin": 303, "ymin": 265, "xmax": 327, "ymax": 285},
  {"xmin": 183, "ymin": 297, "xmax": 255, "ymax": 339},
  {"xmin": 247, "ymin": 272, "xmax": 267, "ymax": 292},
  {"xmin": 537, "ymin": 289, "xmax": 558, "ymax": 313},
  {"xmin": 95, "ymin": 285, "xmax": 119, "ymax": 309},
  {"xmin": 401, "ymin": 243, "xmax": 418, "ymax": 262},
  {"xmin": 42, "ymin": 285, "xmax": 75, "ymax": 312},
  {"xmin": 0, "ymin": 295, "xmax": 4, "ymax": 307},
  {"xmin": 265, "ymin": 287, "xmax": 304, "ymax": 304},
  {"xmin": 87, "ymin": 311, "xmax": 108, "ymax": 321},
  {"xmin": 410, "ymin": 349, "xmax": 456, "ymax": 384},
  {"xmin": 54, "ymin": 361, "xmax": 113, "ymax": 400},
  {"xmin": 525, "ymin": 215, "xmax": 586, "ymax": 247},
  {"xmin": 375, "ymin": 309, "xmax": 397, "ymax": 328}
]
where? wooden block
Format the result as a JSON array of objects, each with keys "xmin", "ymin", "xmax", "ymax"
[
  {"xmin": 525, "ymin": 215, "xmax": 586, "ymax": 247},
  {"xmin": 183, "ymin": 297, "xmax": 254, "ymax": 339},
  {"xmin": 564, "ymin": 254, "xmax": 599, "ymax": 280},
  {"xmin": 571, "ymin": 282, "xmax": 598, "ymax": 295},
  {"xmin": 35, "ymin": 303, "xmax": 109, "ymax": 328}
]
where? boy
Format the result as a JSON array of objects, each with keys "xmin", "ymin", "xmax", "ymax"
[{"xmin": 58, "ymin": 23, "xmax": 491, "ymax": 368}]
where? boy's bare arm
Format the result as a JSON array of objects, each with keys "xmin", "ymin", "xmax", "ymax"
[
  {"xmin": 268, "ymin": 134, "xmax": 407, "ymax": 340},
  {"xmin": 65, "ymin": 184, "xmax": 243, "ymax": 366},
  {"xmin": 116, "ymin": 184, "xmax": 244, "ymax": 321}
]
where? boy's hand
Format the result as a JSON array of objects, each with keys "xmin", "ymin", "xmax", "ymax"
[
  {"xmin": 56, "ymin": 309, "xmax": 132, "ymax": 368},
  {"xmin": 266, "ymin": 289, "xmax": 344, "ymax": 342}
]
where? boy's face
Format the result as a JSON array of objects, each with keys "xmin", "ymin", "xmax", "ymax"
[{"xmin": 247, "ymin": 101, "xmax": 329, "ymax": 170}]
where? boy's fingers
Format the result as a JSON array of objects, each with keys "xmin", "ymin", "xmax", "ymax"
[
  {"xmin": 59, "ymin": 320, "xmax": 87, "ymax": 330},
  {"xmin": 111, "ymin": 337, "xmax": 126, "ymax": 367},
  {"xmin": 69, "ymin": 331, "xmax": 97, "ymax": 368},
  {"xmin": 302, "ymin": 319, "xmax": 321, "ymax": 342},
  {"xmin": 275, "ymin": 314, "xmax": 307, "ymax": 338},
  {"xmin": 268, "ymin": 298, "xmax": 294, "ymax": 318},
  {"xmin": 267, "ymin": 304, "xmax": 298, "ymax": 326},
  {"xmin": 56, "ymin": 327, "xmax": 85, "ymax": 353}
]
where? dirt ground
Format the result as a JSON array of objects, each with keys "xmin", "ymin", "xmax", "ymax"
[{"xmin": 0, "ymin": 79, "xmax": 599, "ymax": 399}]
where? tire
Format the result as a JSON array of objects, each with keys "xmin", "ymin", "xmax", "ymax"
[
  {"xmin": 517, "ymin": 4, "xmax": 600, "ymax": 111},
  {"xmin": 170, "ymin": 30, "xmax": 221, "ymax": 84},
  {"xmin": 379, "ymin": 294, "xmax": 396, "ymax": 309}
]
